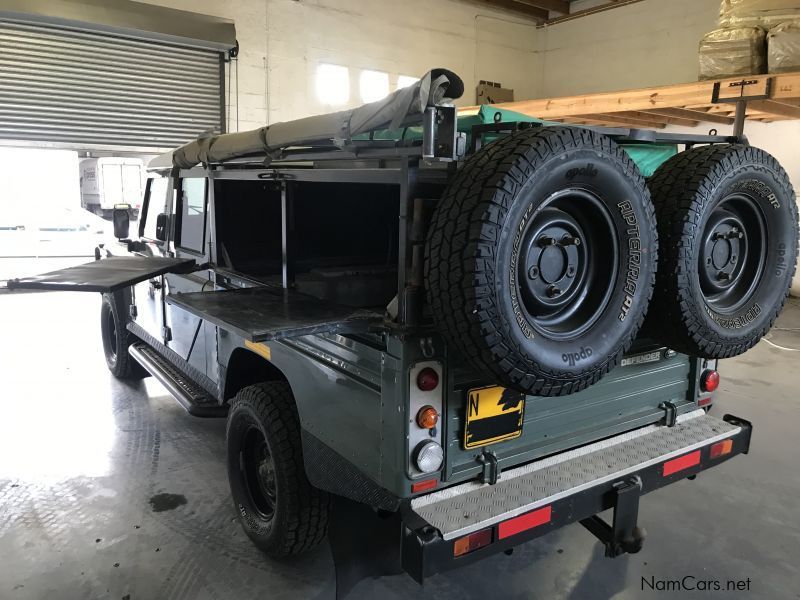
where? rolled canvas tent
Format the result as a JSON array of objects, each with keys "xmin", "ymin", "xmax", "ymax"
[{"xmin": 153, "ymin": 68, "xmax": 464, "ymax": 170}]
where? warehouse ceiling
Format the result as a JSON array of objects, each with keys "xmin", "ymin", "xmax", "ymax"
[{"xmin": 474, "ymin": 0, "xmax": 644, "ymax": 24}]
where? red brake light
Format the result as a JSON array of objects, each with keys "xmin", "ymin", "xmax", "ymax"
[
  {"xmin": 417, "ymin": 367, "xmax": 439, "ymax": 391},
  {"xmin": 701, "ymin": 369, "xmax": 719, "ymax": 393}
]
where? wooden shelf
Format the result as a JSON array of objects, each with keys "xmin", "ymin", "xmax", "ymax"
[{"xmin": 460, "ymin": 72, "xmax": 800, "ymax": 128}]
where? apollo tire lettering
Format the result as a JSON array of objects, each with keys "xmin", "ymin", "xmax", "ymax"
[
  {"xmin": 565, "ymin": 163, "xmax": 598, "ymax": 180},
  {"xmin": 562, "ymin": 346, "xmax": 593, "ymax": 366}
]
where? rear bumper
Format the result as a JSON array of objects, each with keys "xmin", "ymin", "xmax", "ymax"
[{"xmin": 400, "ymin": 411, "xmax": 751, "ymax": 583}]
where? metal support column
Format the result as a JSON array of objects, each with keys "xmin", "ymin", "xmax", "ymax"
[
  {"xmin": 396, "ymin": 161, "xmax": 420, "ymax": 325},
  {"xmin": 732, "ymin": 100, "xmax": 747, "ymax": 139},
  {"xmin": 281, "ymin": 180, "xmax": 295, "ymax": 289}
]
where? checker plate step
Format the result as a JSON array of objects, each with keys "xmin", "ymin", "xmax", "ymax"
[
  {"xmin": 129, "ymin": 343, "xmax": 226, "ymax": 418},
  {"xmin": 411, "ymin": 410, "xmax": 739, "ymax": 540}
]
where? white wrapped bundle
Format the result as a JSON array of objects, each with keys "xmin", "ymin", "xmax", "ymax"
[
  {"xmin": 699, "ymin": 27, "xmax": 767, "ymax": 80},
  {"xmin": 768, "ymin": 21, "xmax": 800, "ymax": 72},
  {"xmin": 719, "ymin": 0, "xmax": 800, "ymax": 29}
]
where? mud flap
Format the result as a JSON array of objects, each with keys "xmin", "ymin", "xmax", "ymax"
[{"xmin": 328, "ymin": 495, "xmax": 403, "ymax": 599}]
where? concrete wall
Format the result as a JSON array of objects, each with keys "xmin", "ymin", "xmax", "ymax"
[
  {"xmin": 139, "ymin": 0, "xmax": 542, "ymax": 131},
  {"xmin": 538, "ymin": 0, "xmax": 720, "ymax": 97}
]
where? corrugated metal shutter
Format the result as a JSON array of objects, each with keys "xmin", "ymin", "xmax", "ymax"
[{"xmin": 0, "ymin": 20, "xmax": 223, "ymax": 151}]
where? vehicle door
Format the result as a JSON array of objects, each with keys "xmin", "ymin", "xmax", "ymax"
[
  {"xmin": 163, "ymin": 174, "xmax": 214, "ymax": 378},
  {"xmin": 131, "ymin": 174, "xmax": 173, "ymax": 342}
]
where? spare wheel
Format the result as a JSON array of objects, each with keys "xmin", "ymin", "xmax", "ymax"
[
  {"xmin": 425, "ymin": 127, "xmax": 658, "ymax": 396},
  {"xmin": 648, "ymin": 144, "xmax": 799, "ymax": 358}
]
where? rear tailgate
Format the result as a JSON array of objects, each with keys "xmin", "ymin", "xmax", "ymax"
[{"xmin": 444, "ymin": 343, "xmax": 696, "ymax": 482}]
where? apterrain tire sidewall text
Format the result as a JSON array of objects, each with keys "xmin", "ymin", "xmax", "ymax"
[{"xmin": 494, "ymin": 148, "xmax": 655, "ymax": 376}]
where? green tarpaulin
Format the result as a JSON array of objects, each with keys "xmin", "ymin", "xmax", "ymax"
[{"xmin": 357, "ymin": 104, "xmax": 677, "ymax": 177}]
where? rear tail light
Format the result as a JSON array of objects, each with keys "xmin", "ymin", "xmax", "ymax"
[
  {"xmin": 497, "ymin": 506, "xmax": 552, "ymax": 539},
  {"xmin": 662, "ymin": 450, "xmax": 701, "ymax": 476},
  {"xmin": 453, "ymin": 528, "xmax": 493, "ymax": 557},
  {"xmin": 700, "ymin": 369, "xmax": 720, "ymax": 393},
  {"xmin": 710, "ymin": 438, "xmax": 733, "ymax": 458},
  {"xmin": 416, "ymin": 367, "xmax": 439, "ymax": 391}
]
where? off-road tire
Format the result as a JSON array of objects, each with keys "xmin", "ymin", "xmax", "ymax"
[
  {"xmin": 425, "ymin": 127, "xmax": 657, "ymax": 396},
  {"xmin": 101, "ymin": 292, "xmax": 146, "ymax": 379},
  {"xmin": 226, "ymin": 382, "xmax": 330, "ymax": 558},
  {"xmin": 648, "ymin": 144, "xmax": 798, "ymax": 358}
]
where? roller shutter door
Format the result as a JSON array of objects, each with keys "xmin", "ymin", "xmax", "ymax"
[{"xmin": 0, "ymin": 20, "xmax": 223, "ymax": 151}]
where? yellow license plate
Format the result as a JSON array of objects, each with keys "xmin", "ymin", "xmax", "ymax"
[{"xmin": 464, "ymin": 385, "xmax": 525, "ymax": 449}]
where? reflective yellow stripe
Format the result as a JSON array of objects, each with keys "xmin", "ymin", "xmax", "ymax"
[{"xmin": 245, "ymin": 340, "xmax": 271, "ymax": 361}]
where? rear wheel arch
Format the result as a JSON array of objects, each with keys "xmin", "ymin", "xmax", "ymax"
[{"xmin": 223, "ymin": 347, "xmax": 288, "ymax": 402}]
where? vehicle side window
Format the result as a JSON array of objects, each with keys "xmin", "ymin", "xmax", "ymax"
[
  {"xmin": 177, "ymin": 178, "xmax": 207, "ymax": 254},
  {"xmin": 141, "ymin": 177, "xmax": 168, "ymax": 240}
]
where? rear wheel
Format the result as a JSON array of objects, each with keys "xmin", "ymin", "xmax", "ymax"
[
  {"xmin": 101, "ymin": 292, "xmax": 146, "ymax": 379},
  {"xmin": 425, "ymin": 127, "xmax": 658, "ymax": 396},
  {"xmin": 226, "ymin": 381, "xmax": 329, "ymax": 557},
  {"xmin": 648, "ymin": 144, "xmax": 799, "ymax": 357}
]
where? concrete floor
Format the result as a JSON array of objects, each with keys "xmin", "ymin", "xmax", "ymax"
[{"xmin": 1, "ymin": 291, "xmax": 799, "ymax": 600}]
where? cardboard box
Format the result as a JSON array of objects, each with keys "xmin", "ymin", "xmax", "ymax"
[{"xmin": 476, "ymin": 81, "xmax": 514, "ymax": 105}]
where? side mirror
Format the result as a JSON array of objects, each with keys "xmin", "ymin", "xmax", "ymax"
[
  {"xmin": 155, "ymin": 213, "xmax": 168, "ymax": 241},
  {"xmin": 112, "ymin": 204, "xmax": 131, "ymax": 240}
]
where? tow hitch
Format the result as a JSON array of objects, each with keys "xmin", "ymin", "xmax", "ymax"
[{"xmin": 580, "ymin": 476, "xmax": 647, "ymax": 557}]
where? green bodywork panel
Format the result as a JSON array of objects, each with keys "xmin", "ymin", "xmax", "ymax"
[
  {"xmin": 444, "ymin": 346, "xmax": 696, "ymax": 481},
  {"xmin": 216, "ymin": 324, "xmax": 700, "ymax": 500},
  {"xmin": 355, "ymin": 104, "xmax": 677, "ymax": 177}
]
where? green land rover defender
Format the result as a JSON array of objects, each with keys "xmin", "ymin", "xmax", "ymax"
[{"xmin": 8, "ymin": 69, "xmax": 798, "ymax": 597}]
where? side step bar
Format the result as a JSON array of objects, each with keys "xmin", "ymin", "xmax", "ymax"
[{"xmin": 129, "ymin": 342, "xmax": 227, "ymax": 418}]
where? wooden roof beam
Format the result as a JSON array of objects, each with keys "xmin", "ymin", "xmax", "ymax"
[
  {"xmin": 575, "ymin": 113, "xmax": 667, "ymax": 129},
  {"xmin": 748, "ymin": 99, "xmax": 800, "ymax": 119},
  {"xmin": 643, "ymin": 107, "xmax": 733, "ymax": 126},
  {"xmin": 480, "ymin": 0, "xmax": 549, "ymax": 20},
  {"xmin": 512, "ymin": 0, "xmax": 570, "ymax": 14},
  {"xmin": 547, "ymin": 0, "xmax": 642, "ymax": 25},
  {"xmin": 611, "ymin": 110, "xmax": 688, "ymax": 127}
]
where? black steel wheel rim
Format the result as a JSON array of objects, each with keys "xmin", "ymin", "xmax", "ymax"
[
  {"xmin": 699, "ymin": 193, "xmax": 766, "ymax": 314},
  {"xmin": 515, "ymin": 188, "xmax": 619, "ymax": 340},
  {"xmin": 241, "ymin": 426, "xmax": 276, "ymax": 521}
]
